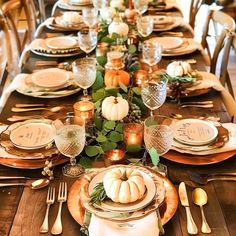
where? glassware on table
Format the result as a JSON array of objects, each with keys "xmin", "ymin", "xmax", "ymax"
[
  {"xmin": 77, "ymin": 30, "xmax": 97, "ymax": 55},
  {"xmin": 137, "ymin": 15, "xmax": 154, "ymax": 38},
  {"xmin": 133, "ymin": 0, "xmax": 148, "ymax": 16},
  {"xmin": 72, "ymin": 57, "xmax": 96, "ymax": 100},
  {"xmin": 142, "ymin": 40, "xmax": 162, "ymax": 76},
  {"xmin": 92, "ymin": 0, "xmax": 107, "ymax": 10},
  {"xmin": 82, "ymin": 7, "xmax": 98, "ymax": 28},
  {"xmin": 54, "ymin": 116, "xmax": 86, "ymax": 177},
  {"xmin": 141, "ymin": 79, "xmax": 167, "ymax": 116},
  {"xmin": 144, "ymin": 115, "xmax": 173, "ymax": 156}
]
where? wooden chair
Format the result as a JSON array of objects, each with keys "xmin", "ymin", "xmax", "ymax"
[
  {"xmin": 201, "ymin": 10, "xmax": 235, "ymax": 97},
  {"xmin": 1, "ymin": 0, "xmax": 38, "ymax": 52}
]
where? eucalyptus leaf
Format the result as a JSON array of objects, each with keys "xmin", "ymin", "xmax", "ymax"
[
  {"xmin": 101, "ymin": 36, "xmax": 114, "ymax": 44},
  {"xmin": 85, "ymin": 146, "xmax": 100, "ymax": 157},
  {"xmin": 94, "ymin": 114, "xmax": 103, "ymax": 130},
  {"xmin": 126, "ymin": 144, "xmax": 142, "ymax": 152},
  {"xmin": 109, "ymin": 131, "xmax": 123, "ymax": 142},
  {"xmin": 96, "ymin": 134, "xmax": 107, "ymax": 143},
  {"xmin": 79, "ymin": 156, "xmax": 92, "ymax": 169},
  {"xmin": 132, "ymin": 87, "xmax": 141, "ymax": 95},
  {"xmin": 115, "ymin": 123, "xmax": 123, "ymax": 133},
  {"xmin": 92, "ymin": 89, "xmax": 106, "ymax": 102},
  {"xmin": 148, "ymin": 147, "xmax": 160, "ymax": 166},
  {"xmin": 105, "ymin": 87, "xmax": 119, "ymax": 96},
  {"xmin": 101, "ymin": 141, "xmax": 117, "ymax": 151},
  {"xmin": 128, "ymin": 44, "xmax": 137, "ymax": 54},
  {"xmin": 132, "ymin": 96, "xmax": 147, "ymax": 115},
  {"xmin": 129, "ymin": 64, "xmax": 140, "ymax": 72},
  {"xmin": 119, "ymin": 82, "xmax": 128, "ymax": 93},
  {"xmin": 111, "ymin": 32, "xmax": 121, "ymax": 40},
  {"xmin": 103, "ymin": 120, "xmax": 116, "ymax": 130},
  {"xmin": 92, "ymin": 71, "xmax": 104, "ymax": 91},
  {"xmin": 96, "ymin": 56, "xmax": 107, "ymax": 67}
]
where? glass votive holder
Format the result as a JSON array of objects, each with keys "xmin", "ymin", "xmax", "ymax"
[
  {"xmin": 123, "ymin": 123, "xmax": 144, "ymax": 146},
  {"xmin": 105, "ymin": 51, "xmax": 125, "ymax": 70},
  {"xmin": 96, "ymin": 42, "xmax": 109, "ymax": 57},
  {"xmin": 73, "ymin": 101, "xmax": 95, "ymax": 124},
  {"xmin": 104, "ymin": 149, "xmax": 126, "ymax": 167},
  {"xmin": 134, "ymin": 70, "xmax": 149, "ymax": 87}
]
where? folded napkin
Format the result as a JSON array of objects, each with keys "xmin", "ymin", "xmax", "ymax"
[
  {"xmin": 89, "ymin": 211, "xmax": 160, "ymax": 236},
  {"xmin": 18, "ymin": 44, "xmax": 31, "ymax": 68},
  {"xmin": 0, "ymin": 74, "xmax": 26, "ymax": 113},
  {"xmin": 172, "ymin": 123, "xmax": 236, "ymax": 155},
  {"xmin": 34, "ymin": 17, "xmax": 54, "ymax": 38}
]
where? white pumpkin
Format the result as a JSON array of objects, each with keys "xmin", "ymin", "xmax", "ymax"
[
  {"xmin": 166, "ymin": 61, "xmax": 192, "ymax": 77},
  {"xmin": 102, "ymin": 96, "xmax": 129, "ymax": 121},
  {"xmin": 103, "ymin": 167, "xmax": 146, "ymax": 203},
  {"xmin": 108, "ymin": 20, "xmax": 129, "ymax": 36},
  {"xmin": 110, "ymin": 0, "xmax": 125, "ymax": 10},
  {"xmin": 62, "ymin": 11, "xmax": 81, "ymax": 25}
]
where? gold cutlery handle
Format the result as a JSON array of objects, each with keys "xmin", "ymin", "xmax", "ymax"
[
  {"xmin": 11, "ymin": 107, "xmax": 46, "ymax": 112},
  {"xmin": 51, "ymin": 202, "xmax": 63, "ymax": 235},
  {"xmin": 40, "ymin": 204, "xmax": 50, "ymax": 233},
  {"xmin": 207, "ymin": 176, "xmax": 236, "ymax": 183},
  {"xmin": 180, "ymin": 104, "xmax": 214, "ymax": 109},
  {"xmin": 185, "ymin": 206, "xmax": 198, "ymax": 235},
  {"xmin": 200, "ymin": 206, "xmax": 211, "ymax": 233}
]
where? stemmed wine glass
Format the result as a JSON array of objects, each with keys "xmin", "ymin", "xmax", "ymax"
[
  {"xmin": 54, "ymin": 116, "xmax": 86, "ymax": 177},
  {"xmin": 137, "ymin": 15, "xmax": 154, "ymax": 38},
  {"xmin": 72, "ymin": 57, "xmax": 97, "ymax": 100},
  {"xmin": 82, "ymin": 7, "xmax": 98, "ymax": 29},
  {"xmin": 144, "ymin": 115, "xmax": 173, "ymax": 156},
  {"xmin": 77, "ymin": 30, "xmax": 97, "ymax": 56},
  {"xmin": 141, "ymin": 79, "xmax": 167, "ymax": 116},
  {"xmin": 142, "ymin": 40, "xmax": 162, "ymax": 77},
  {"xmin": 92, "ymin": 0, "xmax": 107, "ymax": 10},
  {"xmin": 133, "ymin": 0, "xmax": 148, "ymax": 16}
]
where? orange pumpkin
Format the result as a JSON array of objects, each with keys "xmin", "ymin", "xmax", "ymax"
[{"xmin": 104, "ymin": 70, "xmax": 130, "ymax": 87}]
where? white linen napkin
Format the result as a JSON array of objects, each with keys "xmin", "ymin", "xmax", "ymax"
[
  {"xmin": 89, "ymin": 211, "xmax": 160, "ymax": 236},
  {"xmin": 172, "ymin": 123, "xmax": 236, "ymax": 155},
  {"xmin": 34, "ymin": 17, "xmax": 54, "ymax": 38},
  {"xmin": 18, "ymin": 44, "xmax": 31, "ymax": 68},
  {"xmin": 0, "ymin": 74, "xmax": 27, "ymax": 113}
]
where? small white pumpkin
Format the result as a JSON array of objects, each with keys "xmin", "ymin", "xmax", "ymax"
[
  {"xmin": 110, "ymin": 0, "xmax": 125, "ymax": 10},
  {"xmin": 102, "ymin": 96, "xmax": 129, "ymax": 121},
  {"xmin": 166, "ymin": 61, "xmax": 192, "ymax": 77},
  {"xmin": 103, "ymin": 167, "xmax": 146, "ymax": 203},
  {"xmin": 108, "ymin": 19, "xmax": 129, "ymax": 36},
  {"xmin": 62, "ymin": 11, "xmax": 81, "ymax": 25}
]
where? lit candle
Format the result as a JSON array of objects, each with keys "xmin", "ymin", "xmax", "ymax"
[
  {"xmin": 134, "ymin": 70, "xmax": 149, "ymax": 87},
  {"xmin": 123, "ymin": 123, "xmax": 144, "ymax": 146},
  {"xmin": 104, "ymin": 149, "xmax": 125, "ymax": 166},
  {"xmin": 105, "ymin": 51, "xmax": 124, "ymax": 70},
  {"xmin": 73, "ymin": 101, "xmax": 95, "ymax": 124}
]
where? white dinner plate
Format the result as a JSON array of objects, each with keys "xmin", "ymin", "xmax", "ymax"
[
  {"xmin": 88, "ymin": 167, "xmax": 156, "ymax": 213},
  {"xmin": 9, "ymin": 122, "xmax": 55, "ymax": 150},
  {"xmin": 150, "ymin": 37, "xmax": 183, "ymax": 50},
  {"xmin": 31, "ymin": 68, "xmax": 70, "ymax": 88},
  {"xmin": 58, "ymin": 0, "xmax": 91, "ymax": 10},
  {"xmin": 173, "ymin": 119, "xmax": 218, "ymax": 146},
  {"xmin": 46, "ymin": 36, "xmax": 77, "ymax": 50}
]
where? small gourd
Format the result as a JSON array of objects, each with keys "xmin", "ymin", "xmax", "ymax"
[
  {"xmin": 104, "ymin": 70, "xmax": 130, "ymax": 87},
  {"xmin": 166, "ymin": 61, "xmax": 192, "ymax": 77},
  {"xmin": 103, "ymin": 167, "xmax": 146, "ymax": 203},
  {"xmin": 102, "ymin": 96, "xmax": 129, "ymax": 121},
  {"xmin": 108, "ymin": 17, "xmax": 129, "ymax": 36}
]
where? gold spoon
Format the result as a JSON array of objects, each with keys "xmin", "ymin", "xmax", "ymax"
[
  {"xmin": 0, "ymin": 179, "xmax": 50, "ymax": 190},
  {"xmin": 192, "ymin": 188, "xmax": 211, "ymax": 234},
  {"xmin": 11, "ymin": 106, "xmax": 63, "ymax": 113}
]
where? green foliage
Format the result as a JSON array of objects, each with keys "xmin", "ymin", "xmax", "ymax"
[
  {"xmin": 126, "ymin": 144, "xmax": 142, "ymax": 153},
  {"xmin": 148, "ymin": 147, "xmax": 160, "ymax": 166},
  {"xmin": 90, "ymin": 183, "xmax": 108, "ymax": 204},
  {"xmin": 92, "ymin": 71, "xmax": 104, "ymax": 91}
]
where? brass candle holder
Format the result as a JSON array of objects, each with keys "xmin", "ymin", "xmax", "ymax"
[
  {"xmin": 123, "ymin": 123, "xmax": 144, "ymax": 146},
  {"xmin": 104, "ymin": 149, "xmax": 126, "ymax": 166},
  {"xmin": 73, "ymin": 101, "xmax": 95, "ymax": 124}
]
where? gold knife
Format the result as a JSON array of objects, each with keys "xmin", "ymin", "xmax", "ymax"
[{"xmin": 179, "ymin": 182, "xmax": 198, "ymax": 235}]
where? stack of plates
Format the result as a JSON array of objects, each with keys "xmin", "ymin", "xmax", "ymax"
[{"xmin": 79, "ymin": 165, "xmax": 166, "ymax": 222}]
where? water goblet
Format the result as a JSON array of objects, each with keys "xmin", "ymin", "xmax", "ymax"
[
  {"xmin": 141, "ymin": 79, "xmax": 167, "ymax": 116},
  {"xmin": 54, "ymin": 116, "xmax": 86, "ymax": 177},
  {"xmin": 82, "ymin": 7, "xmax": 98, "ymax": 28},
  {"xmin": 92, "ymin": 0, "xmax": 107, "ymax": 10},
  {"xmin": 133, "ymin": 0, "xmax": 148, "ymax": 16},
  {"xmin": 137, "ymin": 15, "xmax": 154, "ymax": 38},
  {"xmin": 144, "ymin": 115, "xmax": 173, "ymax": 157},
  {"xmin": 142, "ymin": 40, "xmax": 162, "ymax": 77},
  {"xmin": 72, "ymin": 57, "xmax": 96, "ymax": 100},
  {"xmin": 77, "ymin": 30, "xmax": 97, "ymax": 56}
]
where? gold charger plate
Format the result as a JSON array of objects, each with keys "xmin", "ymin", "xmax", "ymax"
[
  {"xmin": 163, "ymin": 150, "xmax": 236, "ymax": 165},
  {"xmin": 67, "ymin": 166, "xmax": 178, "ymax": 225}
]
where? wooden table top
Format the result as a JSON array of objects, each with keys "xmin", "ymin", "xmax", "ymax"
[{"xmin": 0, "ymin": 5, "xmax": 236, "ymax": 236}]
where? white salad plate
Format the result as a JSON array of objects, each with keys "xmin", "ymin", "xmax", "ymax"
[
  {"xmin": 150, "ymin": 36, "xmax": 183, "ymax": 51},
  {"xmin": 88, "ymin": 167, "xmax": 156, "ymax": 213},
  {"xmin": 31, "ymin": 68, "xmax": 70, "ymax": 88},
  {"xmin": 173, "ymin": 119, "xmax": 218, "ymax": 146},
  {"xmin": 46, "ymin": 36, "xmax": 77, "ymax": 50}
]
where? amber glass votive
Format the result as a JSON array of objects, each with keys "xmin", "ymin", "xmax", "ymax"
[
  {"xmin": 104, "ymin": 149, "xmax": 126, "ymax": 166},
  {"xmin": 73, "ymin": 101, "xmax": 95, "ymax": 124},
  {"xmin": 123, "ymin": 123, "xmax": 144, "ymax": 146},
  {"xmin": 134, "ymin": 70, "xmax": 149, "ymax": 87}
]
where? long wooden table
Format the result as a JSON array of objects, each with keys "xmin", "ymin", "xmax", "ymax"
[{"xmin": 0, "ymin": 5, "xmax": 236, "ymax": 236}]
